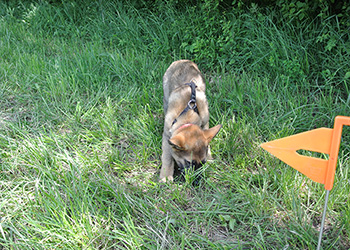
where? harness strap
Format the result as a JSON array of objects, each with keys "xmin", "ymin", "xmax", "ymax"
[{"xmin": 172, "ymin": 81, "xmax": 199, "ymax": 126}]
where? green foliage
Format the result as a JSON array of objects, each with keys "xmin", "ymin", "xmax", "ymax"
[
  {"xmin": 177, "ymin": 0, "xmax": 229, "ymax": 68},
  {"xmin": 275, "ymin": 0, "xmax": 350, "ymax": 55},
  {"xmin": 135, "ymin": 0, "xmax": 349, "ymax": 95}
]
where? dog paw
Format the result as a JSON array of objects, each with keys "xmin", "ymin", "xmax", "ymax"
[{"xmin": 159, "ymin": 176, "xmax": 174, "ymax": 183}]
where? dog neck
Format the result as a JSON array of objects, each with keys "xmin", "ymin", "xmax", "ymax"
[{"xmin": 171, "ymin": 81, "xmax": 199, "ymax": 126}]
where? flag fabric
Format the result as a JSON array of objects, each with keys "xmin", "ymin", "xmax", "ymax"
[{"xmin": 260, "ymin": 116, "xmax": 350, "ymax": 190}]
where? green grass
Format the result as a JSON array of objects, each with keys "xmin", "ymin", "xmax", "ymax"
[{"xmin": 0, "ymin": 1, "xmax": 349, "ymax": 249}]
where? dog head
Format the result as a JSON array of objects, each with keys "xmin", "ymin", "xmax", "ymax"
[{"xmin": 168, "ymin": 124, "xmax": 222, "ymax": 174}]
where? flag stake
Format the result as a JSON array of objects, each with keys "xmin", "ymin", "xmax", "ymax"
[{"xmin": 317, "ymin": 190, "xmax": 330, "ymax": 250}]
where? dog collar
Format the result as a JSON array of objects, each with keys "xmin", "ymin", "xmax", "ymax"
[
  {"xmin": 177, "ymin": 123, "xmax": 193, "ymax": 130},
  {"xmin": 172, "ymin": 81, "xmax": 199, "ymax": 126}
]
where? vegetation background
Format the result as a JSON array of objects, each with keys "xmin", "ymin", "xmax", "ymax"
[{"xmin": 0, "ymin": 0, "xmax": 349, "ymax": 249}]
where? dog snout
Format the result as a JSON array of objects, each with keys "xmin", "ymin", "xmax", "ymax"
[{"xmin": 178, "ymin": 160, "xmax": 205, "ymax": 172}]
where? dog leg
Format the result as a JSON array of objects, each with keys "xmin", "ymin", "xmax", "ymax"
[
  {"xmin": 202, "ymin": 121, "xmax": 214, "ymax": 160},
  {"xmin": 159, "ymin": 133, "xmax": 174, "ymax": 182}
]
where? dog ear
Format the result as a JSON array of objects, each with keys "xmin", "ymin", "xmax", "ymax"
[
  {"xmin": 204, "ymin": 124, "xmax": 222, "ymax": 143},
  {"xmin": 168, "ymin": 135, "xmax": 186, "ymax": 151}
]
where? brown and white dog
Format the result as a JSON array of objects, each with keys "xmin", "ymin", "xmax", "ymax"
[{"xmin": 159, "ymin": 60, "xmax": 222, "ymax": 183}]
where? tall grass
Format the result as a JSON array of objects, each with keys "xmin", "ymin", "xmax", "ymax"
[{"xmin": 0, "ymin": 1, "xmax": 349, "ymax": 249}]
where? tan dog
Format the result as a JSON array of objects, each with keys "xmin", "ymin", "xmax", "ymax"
[{"xmin": 159, "ymin": 60, "xmax": 222, "ymax": 183}]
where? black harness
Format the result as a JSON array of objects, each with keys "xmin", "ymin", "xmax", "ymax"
[{"xmin": 172, "ymin": 81, "xmax": 199, "ymax": 126}]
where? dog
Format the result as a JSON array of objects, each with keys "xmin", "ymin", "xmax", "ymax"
[{"xmin": 159, "ymin": 60, "xmax": 222, "ymax": 183}]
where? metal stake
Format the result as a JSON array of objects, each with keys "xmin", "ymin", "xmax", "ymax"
[{"xmin": 317, "ymin": 190, "xmax": 330, "ymax": 250}]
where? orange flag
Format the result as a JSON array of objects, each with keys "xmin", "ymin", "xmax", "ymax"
[{"xmin": 260, "ymin": 116, "xmax": 350, "ymax": 190}]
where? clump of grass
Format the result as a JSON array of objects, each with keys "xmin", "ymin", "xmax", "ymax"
[{"xmin": 0, "ymin": 1, "xmax": 349, "ymax": 249}]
